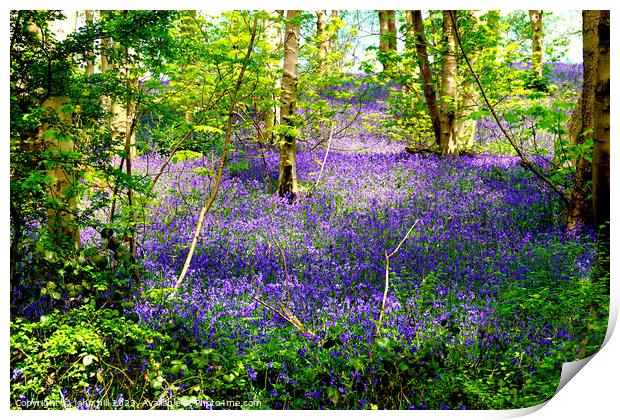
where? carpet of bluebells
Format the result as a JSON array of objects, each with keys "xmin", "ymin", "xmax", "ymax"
[
  {"xmin": 125, "ymin": 149, "xmax": 600, "ymax": 409},
  {"xmin": 11, "ymin": 63, "xmax": 608, "ymax": 410}
]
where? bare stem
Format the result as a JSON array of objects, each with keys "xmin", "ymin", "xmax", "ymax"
[
  {"xmin": 252, "ymin": 296, "xmax": 316, "ymax": 338},
  {"xmin": 314, "ymin": 122, "xmax": 335, "ymax": 188},
  {"xmin": 375, "ymin": 220, "xmax": 419, "ymax": 336},
  {"xmin": 172, "ymin": 17, "xmax": 259, "ymax": 293},
  {"xmin": 270, "ymin": 235, "xmax": 292, "ymax": 309}
]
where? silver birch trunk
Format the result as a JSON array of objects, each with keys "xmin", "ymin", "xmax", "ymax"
[
  {"xmin": 440, "ymin": 11, "xmax": 458, "ymax": 155},
  {"xmin": 263, "ymin": 10, "xmax": 283, "ymax": 141},
  {"xmin": 529, "ymin": 10, "xmax": 543, "ymax": 78},
  {"xmin": 278, "ymin": 10, "xmax": 300, "ymax": 199}
]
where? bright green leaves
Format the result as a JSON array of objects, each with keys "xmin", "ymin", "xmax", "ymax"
[
  {"xmin": 194, "ymin": 125, "xmax": 224, "ymax": 135},
  {"xmin": 171, "ymin": 149, "xmax": 204, "ymax": 164},
  {"xmin": 40, "ymin": 281, "xmax": 62, "ymax": 300},
  {"xmin": 272, "ymin": 124, "xmax": 301, "ymax": 145}
]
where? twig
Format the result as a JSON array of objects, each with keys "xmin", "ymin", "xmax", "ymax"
[
  {"xmin": 252, "ymin": 296, "xmax": 316, "ymax": 338},
  {"xmin": 270, "ymin": 235, "xmax": 291, "ymax": 309},
  {"xmin": 314, "ymin": 122, "xmax": 335, "ymax": 188},
  {"xmin": 375, "ymin": 220, "xmax": 419, "ymax": 336}
]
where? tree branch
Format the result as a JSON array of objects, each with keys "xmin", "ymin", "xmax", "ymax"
[{"xmin": 172, "ymin": 16, "xmax": 259, "ymax": 293}]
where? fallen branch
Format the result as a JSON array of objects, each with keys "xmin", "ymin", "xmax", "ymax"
[
  {"xmin": 252, "ymin": 296, "xmax": 316, "ymax": 338},
  {"xmin": 375, "ymin": 220, "xmax": 420, "ymax": 336}
]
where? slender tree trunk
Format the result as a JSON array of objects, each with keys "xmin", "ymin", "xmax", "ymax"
[
  {"xmin": 100, "ymin": 18, "xmax": 136, "ymax": 158},
  {"xmin": 100, "ymin": 29, "xmax": 111, "ymax": 73},
  {"xmin": 456, "ymin": 91, "xmax": 478, "ymax": 149},
  {"xmin": 328, "ymin": 10, "xmax": 338, "ymax": 60},
  {"xmin": 100, "ymin": 21, "xmax": 138, "ymax": 256},
  {"xmin": 100, "ymin": 33, "xmax": 120, "ymax": 145},
  {"xmin": 315, "ymin": 10, "xmax": 338, "ymax": 73},
  {"xmin": 85, "ymin": 10, "xmax": 95, "ymax": 75},
  {"xmin": 529, "ymin": 10, "xmax": 543, "ymax": 78},
  {"xmin": 316, "ymin": 10, "xmax": 329, "ymax": 73},
  {"xmin": 378, "ymin": 10, "xmax": 396, "ymax": 72},
  {"xmin": 409, "ymin": 10, "xmax": 441, "ymax": 145},
  {"xmin": 566, "ymin": 11, "xmax": 599, "ymax": 231},
  {"xmin": 123, "ymin": 47, "xmax": 138, "ymax": 261},
  {"xmin": 387, "ymin": 10, "xmax": 397, "ymax": 51},
  {"xmin": 440, "ymin": 10, "xmax": 458, "ymax": 155},
  {"xmin": 452, "ymin": 10, "xmax": 570, "ymax": 207},
  {"xmin": 174, "ymin": 16, "xmax": 259, "ymax": 291},
  {"xmin": 592, "ymin": 10, "xmax": 610, "ymax": 237},
  {"xmin": 41, "ymin": 97, "xmax": 81, "ymax": 250},
  {"xmin": 113, "ymin": 50, "xmax": 137, "ymax": 159},
  {"xmin": 456, "ymin": 11, "xmax": 482, "ymax": 149},
  {"xmin": 278, "ymin": 10, "xmax": 300, "ymax": 200},
  {"xmin": 378, "ymin": 10, "xmax": 388, "ymax": 63},
  {"xmin": 180, "ymin": 10, "xmax": 197, "ymax": 124},
  {"xmin": 263, "ymin": 10, "xmax": 283, "ymax": 142}
]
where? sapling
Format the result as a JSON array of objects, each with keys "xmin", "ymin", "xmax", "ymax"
[{"xmin": 375, "ymin": 220, "xmax": 420, "ymax": 336}]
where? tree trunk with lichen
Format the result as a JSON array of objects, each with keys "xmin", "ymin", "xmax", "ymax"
[
  {"xmin": 278, "ymin": 10, "xmax": 300, "ymax": 200},
  {"xmin": 529, "ymin": 10, "xmax": 543, "ymax": 78}
]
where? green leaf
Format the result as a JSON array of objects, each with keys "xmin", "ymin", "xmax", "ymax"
[
  {"xmin": 171, "ymin": 150, "xmax": 204, "ymax": 164},
  {"xmin": 194, "ymin": 125, "xmax": 224, "ymax": 135},
  {"xmin": 327, "ymin": 387, "xmax": 340, "ymax": 404}
]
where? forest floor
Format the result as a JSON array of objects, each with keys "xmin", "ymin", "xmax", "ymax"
[{"xmin": 114, "ymin": 107, "xmax": 607, "ymax": 408}]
